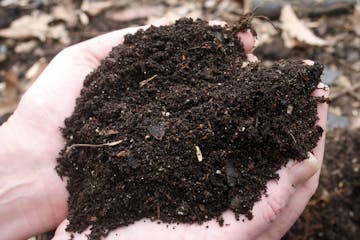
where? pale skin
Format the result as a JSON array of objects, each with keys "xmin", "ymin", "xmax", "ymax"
[{"xmin": 0, "ymin": 23, "xmax": 329, "ymax": 240}]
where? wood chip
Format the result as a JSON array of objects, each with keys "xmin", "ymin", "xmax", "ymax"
[
  {"xmin": 98, "ymin": 129, "xmax": 119, "ymax": 136},
  {"xmin": 194, "ymin": 145, "xmax": 203, "ymax": 162},
  {"xmin": 139, "ymin": 74, "xmax": 158, "ymax": 87},
  {"xmin": 280, "ymin": 4, "xmax": 327, "ymax": 48}
]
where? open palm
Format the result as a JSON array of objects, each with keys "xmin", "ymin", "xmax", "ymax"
[{"xmin": 0, "ymin": 24, "xmax": 328, "ymax": 240}]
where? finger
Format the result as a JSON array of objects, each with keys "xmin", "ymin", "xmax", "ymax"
[
  {"xmin": 206, "ymin": 20, "xmax": 256, "ymax": 55},
  {"xmin": 237, "ymin": 30, "xmax": 255, "ymax": 54},
  {"xmin": 302, "ymin": 60, "xmax": 329, "ymax": 181},
  {"xmin": 302, "ymin": 59, "xmax": 314, "ymax": 65},
  {"xmin": 246, "ymin": 53, "xmax": 258, "ymax": 63},
  {"xmin": 256, "ymin": 179, "xmax": 319, "ymax": 240},
  {"xmin": 312, "ymin": 81, "xmax": 329, "ymax": 160},
  {"xmin": 209, "ymin": 20, "xmax": 227, "ymax": 26},
  {"xmin": 286, "ymin": 61, "xmax": 329, "ymax": 187},
  {"xmin": 52, "ymin": 220, "xmax": 89, "ymax": 240},
  {"xmin": 257, "ymin": 63, "xmax": 330, "ymax": 239},
  {"xmin": 74, "ymin": 26, "xmax": 146, "ymax": 62},
  {"xmin": 288, "ymin": 152, "xmax": 320, "ymax": 187}
]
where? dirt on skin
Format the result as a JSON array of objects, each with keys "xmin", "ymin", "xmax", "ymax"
[{"xmin": 56, "ymin": 18, "xmax": 324, "ymax": 240}]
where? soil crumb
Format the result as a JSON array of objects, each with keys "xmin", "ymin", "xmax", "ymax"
[{"xmin": 56, "ymin": 18, "xmax": 324, "ymax": 240}]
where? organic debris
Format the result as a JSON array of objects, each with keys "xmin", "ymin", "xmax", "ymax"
[{"xmin": 56, "ymin": 18, "xmax": 323, "ymax": 240}]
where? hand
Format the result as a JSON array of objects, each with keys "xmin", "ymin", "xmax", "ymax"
[{"xmin": 0, "ymin": 23, "xmax": 328, "ymax": 240}]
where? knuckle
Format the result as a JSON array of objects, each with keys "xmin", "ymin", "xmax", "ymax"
[{"xmin": 262, "ymin": 195, "xmax": 285, "ymax": 224}]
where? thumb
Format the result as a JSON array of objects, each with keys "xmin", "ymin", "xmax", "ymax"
[{"xmin": 288, "ymin": 152, "xmax": 320, "ymax": 188}]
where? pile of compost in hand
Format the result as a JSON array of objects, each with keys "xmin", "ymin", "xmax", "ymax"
[{"xmin": 56, "ymin": 18, "xmax": 324, "ymax": 239}]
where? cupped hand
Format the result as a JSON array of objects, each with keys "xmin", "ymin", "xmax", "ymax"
[{"xmin": 0, "ymin": 23, "xmax": 328, "ymax": 240}]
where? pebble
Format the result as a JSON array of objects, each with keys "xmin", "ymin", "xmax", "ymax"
[
  {"xmin": 148, "ymin": 122, "xmax": 166, "ymax": 140},
  {"xmin": 225, "ymin": 161, "xmax": 239, "ymax": 187}
]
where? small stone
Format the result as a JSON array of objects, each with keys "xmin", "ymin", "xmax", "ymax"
[
  {"xmin": 225, "ymin": 160, "xmax": 239, "ymax": 187},
  {"xmin": 148, "ymin": 122, "xmax": 166, "ymax": 140},
  {"xmin": 287, "ymin": 105, "xmax": 293, "ymax": 114}
]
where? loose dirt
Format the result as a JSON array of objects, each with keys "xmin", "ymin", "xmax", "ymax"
[{"xmin": 56, "ymin": 18, "xmax": 324, "ymax": 240}]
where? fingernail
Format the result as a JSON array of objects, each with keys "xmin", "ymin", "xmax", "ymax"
[
  {"xmin": 307, "ymin": 152, "xmax": 320, "ymax": 171},
  {"xmin": 302, "ymin": 59, "xmax": 314, "ymax": 65},
  {"xmin": 317, "ymin": 82, "xmax": 329, "ymax": 91},
  {"xmin": 246, "ymin": 53, "xmax": 258, "ymax": 63}
]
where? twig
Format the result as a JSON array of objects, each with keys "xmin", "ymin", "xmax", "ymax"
[
  {"xmin": 289, "ymin": 132, "xmax": 297, "ymax": 144},
  {"xmin": 139, "ymin": 74, "xmax": 158, "ymax": 87},
  {"xmin": 331, "ymin": 82, "xmax": 360, "ymax": 100},
  {"xmin": 66, "ymin": 140, "xmax": 123, "ymax": 153}
]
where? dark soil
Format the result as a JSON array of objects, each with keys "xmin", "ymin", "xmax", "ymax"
[{"xmin": 56, "ymin": 18, "xmax": 324, "ymax": 240}]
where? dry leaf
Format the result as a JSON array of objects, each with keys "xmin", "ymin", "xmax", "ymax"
[
  {"xmin": 0, "ymin": 70, "xmax": 19, "ymax": 115},
  {"xmin": 21, "ymin": 58, "xmax": 48, "ymax": 91},
  {"xmin": 352, "ymin": 5, "xmax": 360, "ymax": 36},
  {"xmin": 350, "ymin": 115, "xmax": 360, "ymax": 130},
  {"xmin": 147, "ymin": 4, "xmax": 202, "ymax": 26},
  {"xmin": 98, "ymin": 129, "xmax": 119, "ymax": 136},
  {"xmin": 336, "ymin": 75, "xmax": 352, "ymax": 88},
  {"xmin": 81, "ymin": 0, "xmax": 115, "ymax": 16},
  {"xmin": 52, "ymin": 4, "xmax": 78, "ymax": 27},
  {"xmin": 280, "ymin": 4, "xmax": 327, "ymax": 48},
  {"xmin": 0, "ymin": 12, "xmax": 70, "ymax": 44},
  {"xmin": 14, "ymin": 40, "xmax": 37, "ymax": 53},
  {"xmin": 106, "ymin": 5, "xmax": 165, "ymax": 22},
  {"xmin": 79, "ymin": 11, "xmax": 90, "ymax": 25},
  {"xmin": 252, "ymin": 18, "xmax": 278, "ymax": 47},
  {"xmin": 47, "ymin": 24, "xmax": 70, "ymax": 45},
  {"xmin": 25, "ymin": 58, "xmax": 47, "ymax": 80},
  {"xmin": 351, "ymin": 61, "xmax": 360, "ymax": 72}
]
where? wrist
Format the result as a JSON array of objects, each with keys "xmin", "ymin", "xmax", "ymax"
[{"xmin": 0, "ymin": 116, "xmax": 68, "ymax": 239}]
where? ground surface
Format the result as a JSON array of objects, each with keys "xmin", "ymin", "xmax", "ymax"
[{"xmin": 0, "ymin": 0, "xmax": 358, "ymax": 239}]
